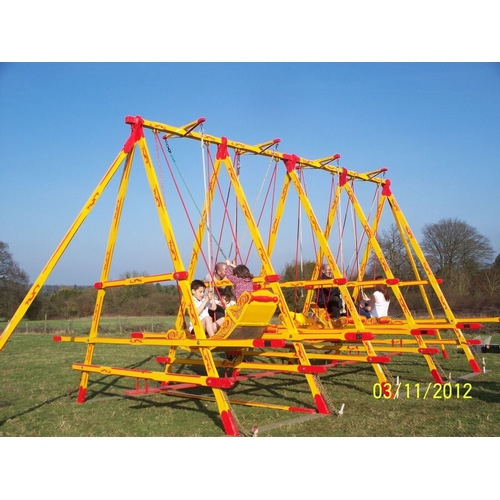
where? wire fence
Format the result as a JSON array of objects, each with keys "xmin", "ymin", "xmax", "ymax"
[{"xmin": 6, "ymin": 316, "xmax": 179, "ymax": 336}]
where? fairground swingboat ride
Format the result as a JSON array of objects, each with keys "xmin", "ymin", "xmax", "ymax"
[{"xmin": 1, "ymin": 116, "xmax": 498, "ymax": 436}]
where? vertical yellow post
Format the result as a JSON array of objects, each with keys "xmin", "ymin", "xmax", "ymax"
[
  {"xmin": 76, "ymin": 146, "xmax": 136, "ymax": 403},
  {"xmin": 138, "ymin": 130, "xmax": 239, "ymax": 434},
  {"xmin": 0, "ymin": 145, "xmax": 131, "ymax": 352},
  {"xmin": 284, "ymin": 161, "xmax": 392, "ymax": 394},
  {"xmin": 385, "ymin": 185, "xmax": 481, "ymax": 372},
  {"xmin": 345, "ymin": 180, "xmax": 444, "ymax": 384}
]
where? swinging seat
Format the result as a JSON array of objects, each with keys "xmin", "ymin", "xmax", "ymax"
[
  {"xmin": 309, "ymin": 304, "xmax": 333, "ymax": 327},
  {"xmin": 211, "ymin": 289, "xmax": 279, "ymax": 340}
]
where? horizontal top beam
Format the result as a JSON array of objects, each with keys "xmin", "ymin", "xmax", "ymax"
[{"xmin": 135, "ymin": 116, "xmax": 389, "ymax": 185}]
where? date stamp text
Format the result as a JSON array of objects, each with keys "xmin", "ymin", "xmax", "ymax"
[{"xmin": 372, "ymin": 382, "xmax": 472, "ymax": 399}]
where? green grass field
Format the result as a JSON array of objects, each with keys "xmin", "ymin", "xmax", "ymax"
[{"xmin": 1, "ymin": 317, "xmax": 499, "ymax": 437}]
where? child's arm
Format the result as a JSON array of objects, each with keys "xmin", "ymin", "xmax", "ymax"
[
  {"xmin": 194, "ymin": 294, "xmax": 210, "ymax": 315},
  {"xmin": 225, "ymin": 263, "xmax": 236, "ymax": 283},
  {"xmin": 206, "ymin": 288, "xmax": 217, "ymax": 311},
  {"xmin": 365, "ymin": 295, "xmax": 375, "ymax": 311}
]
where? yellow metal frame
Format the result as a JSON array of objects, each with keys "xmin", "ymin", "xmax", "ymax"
[{"xmin": 2, "ymin": 115, "xmax": 498, "ymax": 435}]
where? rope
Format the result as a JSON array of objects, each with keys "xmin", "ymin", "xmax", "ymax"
[
  {"xmin": 336, "ymin": 172, "xmax": 344, "ymax": 276},
  {"xmin": 161, "ymin": 135, "xmax": 228, "ymax": 263},
  {"xmin": 313, "ymin": 374, "xmax": 340, "ymax": 415},
  {"xmin": 243, "ymin": 161, "xmax": 278, "ymax": 265},
  {"xmin": 153, "ymin": 130, "xmax": 166, "ymax": 201},
  {"xmin": 200, "ymin": 124, "xmax": 213, "ymax": 272},
  {"xmin": 157, "ymin": 135, "xmax": 222, "ymax": 275},
  {"xmin": 297, "ymin": 170, "xmax": 305, "ymax": 300},
  {"xmin": 237, "ymin": 149, "xmax": 279, "ymax": 264}
]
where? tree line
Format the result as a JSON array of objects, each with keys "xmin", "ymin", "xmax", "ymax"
[{"xmin": 1, "ymin": 217, "xmax": 500, "ymax": 320}]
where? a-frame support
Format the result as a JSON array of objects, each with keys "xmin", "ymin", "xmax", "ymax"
[{"xmin": 3, "ymin": 115, "xmax": 499, "ymax": 437}]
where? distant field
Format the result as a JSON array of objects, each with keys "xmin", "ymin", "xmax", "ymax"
[
  {"xmin": 0, "ymin": 316, "xmax": 178, "ymax": 336},
  {"xmin": 1, "ymin": 317, "xmax": 499, "ymax": 437}
]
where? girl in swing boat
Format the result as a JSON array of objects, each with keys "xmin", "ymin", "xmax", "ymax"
[
  {"xmin": 190, "ymin": 279, "xmax": 225, "ymax": 337},
  {"xmin": 225, "ymin": 260, "xmax": 254, "ymax": 301},
  {"xmin": 361, "ymin": 276, "xmax": 390, "ymax": 319}
]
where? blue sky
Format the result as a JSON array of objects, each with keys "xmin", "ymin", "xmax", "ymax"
[{"xmin": 1, "ymin": 62, "xmax": 500, "ymax": 285}]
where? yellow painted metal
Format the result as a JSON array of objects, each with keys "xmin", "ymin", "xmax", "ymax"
[
  {"xmin": 3, "ymin": 114, "xmax": 499, "ymax": 435},
  {"xmin": 77, "ymin": 146, "xmax": 135, "ymax": 401},
  {"xmin": 0, "ymin": 147, "xmax": 130, "ymax": 352}
]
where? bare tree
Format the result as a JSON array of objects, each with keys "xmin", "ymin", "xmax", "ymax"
[
  {"xmin": 477, "ymin": 267, "xmax": 500, "ymax": 297},
  {"xmin": 0, "ymin": 241, "xmax": 30, "ymax": 318},
  {"xmin": 365, "ymin": 224, "xmax": 418, "ymax": 280},
  {"xmin": 420, "ymin": 218, "xmax": 494, "ymax": 281}
]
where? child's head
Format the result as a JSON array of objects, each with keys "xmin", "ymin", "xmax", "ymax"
[
  {"xmin": 374, "ymin": 276, "xmax": 390, "ymax": 301},
  {"xmin": 191, "ymin": 279, "xmax": 206, "ymax": 300},
  {"xmin": 233, "ymin": 264, "xmax": 253, "ymax": 280},
  {"xmin": 222, "ymin": 288, "xmax": 234, "ymax": 302}
]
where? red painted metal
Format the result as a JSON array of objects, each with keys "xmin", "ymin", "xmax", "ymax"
[
  {"xmin": 418, "ymin": 348, "xmax": 439, "ymax": 355},
  {"xmin": 173, "ymin": 271, "xmax": 189, "ymax": 280},
  {"xmin": 314, "ymin": 394, "xmax": 330, "ymax": 414},
  {"xmin": 289, "ymin": 406, "xmax": 317, "ymax": 414},
  {"xmin": 253, "ymin": 339, "xmax": 286, "ymax": 348},
  {"xmin": 466, "ymin": 339, "xmax": 482, "ymax": 345},
  {"xmin": 206, "ymin": 377, "xmax": 235, "ymax": 388},
  {"xmin": 382, "ymin": 179, "xmax": 392, "ymax": 196},
  {"xmin": 282, "ymin": 153, "xmax": 300, "ymax": 172},
  {"xmin": 339, "ymin": 168, "xmax": 348, "ymax": 187},
  {"xmin": 220, "ymin": 410, "xmax": 239, "ymax": 436},
  {"xmin": 410, "ymin": 329, "xmax": 437, "ymax": 336},
  {"xmin": 216, "ymin": 137, "xmax": 229, "ymax": 160},
  {"xmin": 76, "ymin": 386, "xmax": 87, "ymax": 404},
  {"xmin": 298, "ymin": 365, "xmax": 327, "ymax": 373},
  {"xmin": 366, "ymin": 356, "xmax": 391, "ymax": 363},
  {"xmin": 344, "ymin": 332, "xmax": 374, "ymax": 340},
  {"xmin": 156, "ymin": 356, "xmax": 170, "ymax": 364},
  {"xmin": 431, "ymin": 369, "xmax": 444, "ymax": 384},
  {"xmin": 456, "ymin": 323, "xmax": 483, "ymax": 330},
  {"xmin": 264, "ymin": 274, "xmax": 280, "ymax": 282},
  {"xmin": 249, "ymin": 294, "xmax": 279, "ymax": 303},
  {"xmin": 469, "ymin": 359, "xmax": 481, "ymax": 373},
  {"xmin": 123, "ymin": 116, "xmax": 144, "ymax": 154}
]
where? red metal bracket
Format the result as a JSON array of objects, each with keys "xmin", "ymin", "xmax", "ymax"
[
  {"xmin": 382, "ymin": 179, "xmax": 392, "ymax": 196},
  {"xmin": 216, "ymin": 137, "xmax": 229, "ymax": 160},
  {"xmin": 282, "ymin": 153, "xmax": 300, "ymax": 172},
  {"xmin": 123, "ymin": 116, "xmax": 145, "ymax": 154}
]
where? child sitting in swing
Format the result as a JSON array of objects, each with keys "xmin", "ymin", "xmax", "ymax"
[
  {"xmin": 190, "ymin": 279, "xmax": 225, "ymax": 337},
  {"xmin": 225, "ymin": 260, "xmax": 254, "ymax": 301}
]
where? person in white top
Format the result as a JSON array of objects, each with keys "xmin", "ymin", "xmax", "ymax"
[
  {"xmin": 361, "ymin": 276, "xmax": 390, "ymax": 318},
  {"xmin": 190, "ymin": 279, "xmax": 224, "ymax": 337}
]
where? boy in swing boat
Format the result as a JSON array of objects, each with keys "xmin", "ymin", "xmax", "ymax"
[{"xmin": 190, "ymin": 279, "xmax": 225, "ymax": 337}]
